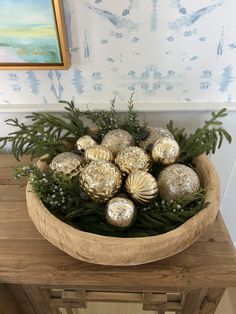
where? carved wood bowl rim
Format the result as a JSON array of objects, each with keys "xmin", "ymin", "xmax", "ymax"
[{"xmin": 26, "ymin": 154, "xmax": 220, "ymax": 266}]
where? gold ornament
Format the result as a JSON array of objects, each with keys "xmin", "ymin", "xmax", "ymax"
[
  {"xmin": 79, "ymin": 161, "xmax": 122, "ymax": 202},
  {"xmin": 50, "ymin": 152, "xmax": 85, "ymax": 177},
  {"xmin": 152, "ymin": 137, "xmax": 180, "ymax": 165},
  {"xmin": 106, "ymin": 197, "xmax": 136, "ymax": 228},
  {"xmin": 139, "ymin": 127, "xmax": 174, "ymax": 151},
  {"xmin": 84, "ymin": 145, "xmax": 114, "ymax": 163},
  {"xmin": 126, "ymin": 170, "xmax": 158, "ymax": 203},
  {"xmin": 102, "ymin": 129, "xmax": 135, "ymax": 156},
  {"xmin": 157, "ymin": 164, "xmax": 200, "ymax": 201},
  {"xmin": 76, "ymin": 135, "xmax": 96, "ymax": 152},
  {"xmin": 115, "ymin": 146, "xmax": 151, "ymax": 175}
]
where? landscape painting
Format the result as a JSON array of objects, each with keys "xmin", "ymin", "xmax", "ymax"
[{"xmin": 0, "ymin": 0, "xmax": 70, "ymax": 69}]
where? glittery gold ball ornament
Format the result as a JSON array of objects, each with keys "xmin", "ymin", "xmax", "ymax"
[
  {"xmin": 139, "ymin": 127, "xmax": 174, "ymax": 151},
  {"xmin": 106, "ymin": 197, "xmax": 136, "ymax": 228},
  {"xmin": 115, "ymin": 146, "xmax": 151, "ymax": 175},
  {"xmin": 126, "ymin": 170, "xmax": 158, "ymax": 203},
  {"xmin": 79, "ymin": 161, "xmax": 122, "ymax": 202},
  {"xmin": 157, "ymin": 164, "xmax": 200, "ymax": 201},
  {"xmin": 50, "ymin": 152, "xmax": 85, "ymax": 177},
  {"xmin": 84, "ymin": 145, "xmax": 114, "ymax": 163},
  {"xmin": 152, "ymin": 137, "xmax": 180, "ymax": 165},
  {"xmin": 102, "ymin": 129, "xmax": 135, "ymax": 156},
  {"xmin": 76, "ymin": 135, "xmax": 96, "ymax": 152}
]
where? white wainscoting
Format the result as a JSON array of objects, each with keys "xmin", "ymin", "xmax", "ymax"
[{"xmin": 1, "ymin": 104, "xmax": 235, "ymax": 242}]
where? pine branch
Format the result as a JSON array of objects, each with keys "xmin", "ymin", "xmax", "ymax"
[
  {"xmin": 0, "ymin": 101, "xmax": 88, "ymax": 160},
  {"xmin": 119, "ymin": 93, "xmax": 148, "ymax": 142},
  {"xmin": 167, "ymin": 108, "xmax": 232, "ymax": 163}
]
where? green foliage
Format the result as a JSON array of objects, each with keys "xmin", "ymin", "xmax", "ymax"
[
  {"xmin": 0, "ymin": 101, "xmax": 88, "ymax": 160},
  {"xmin": 167, "ymin": 108, "xmax": 232, "ymax": 163},
  {"xmin": 82, "ymin": 93, "xmax": 147, "ymax": 142},
  {"xmin": 15, "ymin": 164, "xmax": 207, "ymax": 238},
  {"xmin": 82, "ymin": 96, "xmax": 120, "ymax": 141},
  {"xmin": 118, "ymin": 93, "xmax": 148, "ymax": 142}
]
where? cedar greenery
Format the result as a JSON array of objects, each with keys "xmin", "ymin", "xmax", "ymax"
[
  {"xmin": 1, "ymin": 96, "xmax": 232, "ymax": 237},
  {"xmin": 0, "ymin": 101, "xmax": 88, "ymax": 160},
  {"xmin": 15, "ymin": 165, "xmax": 207, "ymax": 238},
  {"xmin": 167, "ymin": 108, "xmax": 232, "ymax": 163},
  {"xmin": 82, "ymin": 93, "xmax": 147, "ymax": 142}
]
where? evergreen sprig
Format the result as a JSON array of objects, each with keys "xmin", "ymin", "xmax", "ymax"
[
  {"xmin": 15, "ymin": 164, "xmax": 207, "ymax": 238},
  {"xmin": 82, "ymin": 94, "xmax": 147, "ymax": 142},
  {"xmin": 167, "ymin": 108, "xmax": 232, "ymax": 163},
  {"xmin": 0, "ymin": 101, "xmax": 88, "ymax": 160},
  {"xmin": 82, "ymin": 96, "xmax": 120, "ymax": 141},
  {"xmin": 119, "ymin": 93, "xmax": 148, "ymax": 142}
]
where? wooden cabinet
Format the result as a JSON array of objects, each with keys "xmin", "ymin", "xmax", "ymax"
[{"xmin": 0, "ymin": 155, "xmax": 235, "ymax": 314}]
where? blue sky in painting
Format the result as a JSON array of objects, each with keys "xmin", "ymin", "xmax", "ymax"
[{"xmin": 0, "ymin": 0, "xmax": 55, "ymax": 29}]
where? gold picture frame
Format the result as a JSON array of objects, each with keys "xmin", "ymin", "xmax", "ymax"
[{"xmin": 0, "ymin": 0, "xmax": 70, "ymax": 70}]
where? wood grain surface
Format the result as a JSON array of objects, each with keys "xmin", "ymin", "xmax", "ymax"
[{"xmin": 0, "ymin": 154, "xmax": 235, "ymax": 289}]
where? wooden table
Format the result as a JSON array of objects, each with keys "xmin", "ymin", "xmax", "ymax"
[{"xmin": 0, "ymin": 154, "xmax": 235, "ymax": 314}]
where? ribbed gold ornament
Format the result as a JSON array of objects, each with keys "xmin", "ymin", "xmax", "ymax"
[
  {"xmin": 76, "ymin": 135, "xmax": 96, "ymax": 152},
  {"xmin": 157, "ymin": 164, "xmax": 200, "ymax": 201},
  {"xmin": 139, "ymin": 127, "xmax": 174, "ymax": 151},
  {"xmin": 115, "ymin": 146, "xmax": 151, "ymax": 175},
  {"xmin": 106, "ymin": 197, "xmax": 136, "ymax": 228},
  {"xmin": 79, "ymin": 161, "xmax": 122, "ymax": 202},
  {"xmin": 102, "ymin": 129, "xmax": 135, "ymax": 156},
  {"xmin": 84, "ymin": 145, "xmax": 114, "ymax": 163},
  {"xmin": 126, "ymin": 170, "xmax": 158, "ymax": 203},
  {"xmin": 152, "ymin": 137, "xmax": 180, "ymax": 165},
  {"xmin": 50, "ymin": 152, "xmax": 85, "ymax": 177}
]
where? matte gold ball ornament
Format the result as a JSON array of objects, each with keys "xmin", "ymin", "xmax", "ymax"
[
  {"xmin": 115, "ymin": 146, "xmax": 152, "ymax": 175},
  {"xmin": 106, "ymin": 197, "xmax": 137, "ymax": 228},
  {"xmin": 152, "ymin": 137, "xmax": 180, "ymax": 165},
  {"xmin": 76, "ymin": 135, "xmax": 96, "ymax": 152},
  {"xmin": 157, "ymin": 164, "xmax": 200, "ymax": 201},
  {"xmin": 50, "ymin": 152, "xmax": 85, "ymax": 177},
  {"xmin": 139, "ymin": 127, "xmax": 174, "ymax": 151},
  {"xmin": 84, "ymin": 145, "xmax": 114, "ymax": 163},
  {"xmin": 126, "ymin": 170, "xmax": 158, "ymax": 203},
  {"xmin": 79, "ymin": 161, "xmax": 122, "ymax": 202},
  {"xmin": 102, "ymin": 129, "xmax": 135, "ymax": 156}
]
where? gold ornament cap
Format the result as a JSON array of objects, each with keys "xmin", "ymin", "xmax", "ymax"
[
  {"xmin": 102, "ymin": 129, "xmax": 135, "ymax": 156},
  {"xmin": 50, "ymin": 152, "xmax": 85, "ymax": 177},
  {"xmin": 126, "ymin": 170, "xmax": 158, "ymax": 203},
  {"xmin": 115, "ymin": 146, "xmax": 151, "ymax": 175},
  {"xmin": 157, "ymin": 164, "xmax": 200, "ymax": 201},
  {"xmin": 79, "ymin": 161, "xmax": 122, "ymax": 202},
  {"xmin": 84, "ymin": 145, "xmax": 114, "ymax": 163},
  {"xmin": 152, "ymin": 137, "xmax": 180, "ymax": 165},
  {"xmin": 139, "ymin": 127, "xmax": 174, "ymax": 151},
  {"xmin": 76, "ymin": 135, "xmax": 96, "ymax": 152},
  {"xmin": 106, "ymin": 197, "xmax": 136, "ymax": 228}
]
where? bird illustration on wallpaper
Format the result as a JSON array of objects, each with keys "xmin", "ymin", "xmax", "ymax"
[{"xmin": 0, "ymin": 0, "xmax": 70, "ymax": 70}]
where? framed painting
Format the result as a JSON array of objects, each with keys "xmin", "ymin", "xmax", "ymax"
[{"xmin": 0, "ymin": 0, "xmax": 70, "ymax": 70}]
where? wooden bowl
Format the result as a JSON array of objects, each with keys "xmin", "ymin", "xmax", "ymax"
[{"xmin": 26, "ymin": 154, "xmax": 220, "ymax": 266}]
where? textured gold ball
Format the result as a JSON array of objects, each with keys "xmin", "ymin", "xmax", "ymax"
[
  {"xmin": 102, "ymin": 129, "xmax": 135, "ymax": 156},
  {"xmin": 115, "ymin": 146, "xmax": 152, "ymax": 175},
  {"xmin": 106, "ymin": 197, "xmax": 136, "ymax": 228},
  {"xmin": 152, "ymin": 137, "xmax": 180, "ymax": 165},
  {"xmin": 50, "ymin": 152, "xmax": 85, "ymax": 177},
  {"xmin": 126, "ymin": 170, "xmax": 158, "ymax": 203},
  {"xmin": 76, "ymin": 135, "xmax": 96, "ymax": 152},
  {"xmin": 139, "ymin": 127, "xmax": 174, "ymax": 151},
  {"xmin": 79, "ymin": 161, "xmax": 122, "ymax": 202},
  {"xmin": 84, "ymin": 145, "xmax": 114, "ymax": 163},
  {"xmin": 157, "ymin": 164, "xmax": 200, "ymax": 201}
]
